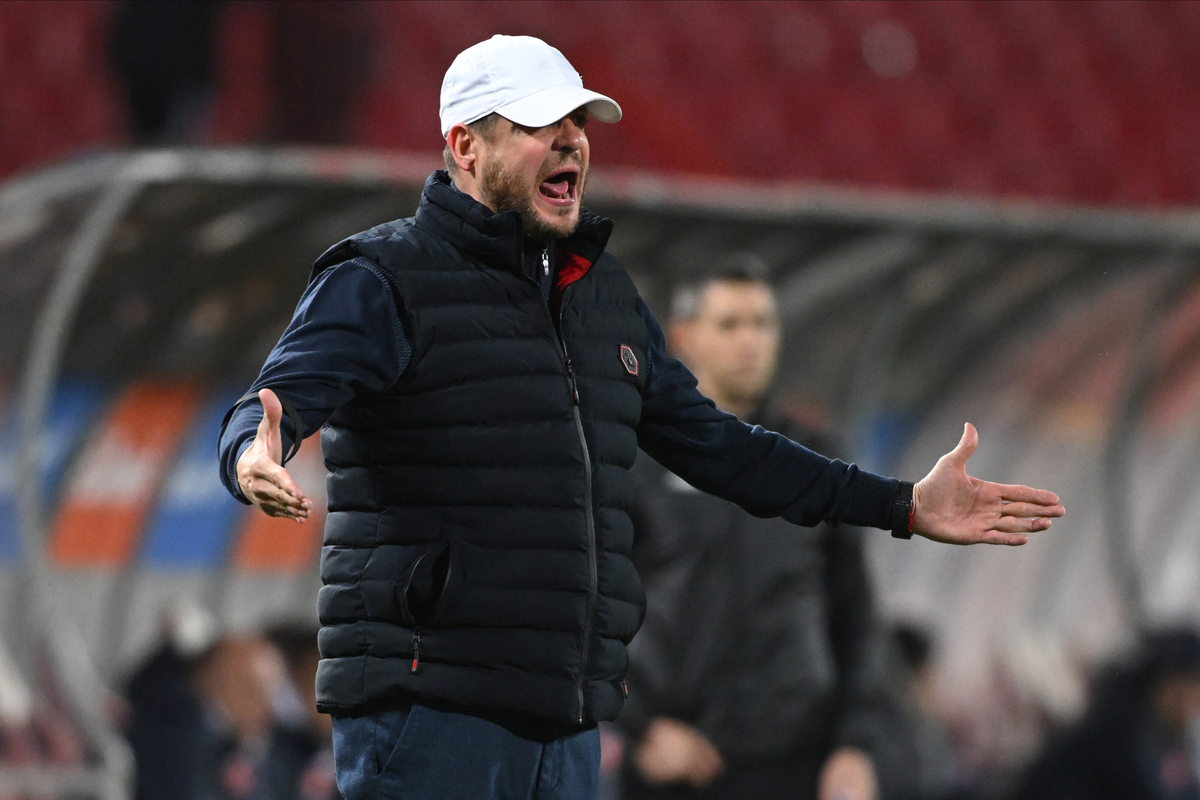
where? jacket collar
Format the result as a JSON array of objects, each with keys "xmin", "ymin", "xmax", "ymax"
[{"xmin": 415, "ymin": 170, "xmax": 613, "ymax": 274}]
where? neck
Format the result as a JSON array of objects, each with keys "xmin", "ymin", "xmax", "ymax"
[{"xmin": 451, "ymin": 173, "xmax": 489, "ymax": 209}]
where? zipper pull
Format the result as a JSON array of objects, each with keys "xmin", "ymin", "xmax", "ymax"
[
  {"xmin": 410, "ymin": 630, "xmax": 421, "ymax": 674},
  {"xmin": 542, "ymin": 247, "xmax": 550, "ymax": 277},
  {"xmin": 564, "ymin": 358, "xmax": 580, "ymax": 405}
]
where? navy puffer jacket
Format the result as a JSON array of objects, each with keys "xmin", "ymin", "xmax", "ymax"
[{"xmin": 311, "ymin": 172, "xmax": 900, "ymax": 726}]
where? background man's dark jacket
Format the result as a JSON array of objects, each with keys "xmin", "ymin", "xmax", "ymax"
[
  {"xmin": 621, "ymin": 406, "xmax": 895, "ymax": 771},
  {"xmin": 1011, "ymin": 661, "xmax": 1200, "ymax": 800}
]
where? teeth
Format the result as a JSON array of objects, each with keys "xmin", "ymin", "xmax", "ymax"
[{"xmin": 542, "ymin": 179, "xmax": 571, "ymax": 199}]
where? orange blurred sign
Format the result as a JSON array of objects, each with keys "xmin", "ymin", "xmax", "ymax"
[
  {"xmin": 231, "ymin": 435, "xmax": 326, "ymax": 573},
  {"xmin": 50, "ymin": 382, "xmax": 201, "ymax": 568}
]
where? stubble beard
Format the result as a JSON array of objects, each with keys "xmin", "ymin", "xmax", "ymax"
[{"xmin": 479, "ymin": 158, "xmax": 588, "ymax": 243}]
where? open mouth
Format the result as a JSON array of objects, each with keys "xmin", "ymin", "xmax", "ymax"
[{"xmin": 538, "ymin": 169, "xmax": 579, "ymax": 206}]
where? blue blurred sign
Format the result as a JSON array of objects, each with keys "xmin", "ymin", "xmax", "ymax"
[
  {"xmin": 0, "ymin": 379, "xmax": 107, "ymax": 562},
  {"xmin": 140, "ymin": 391, "xmax": 247, "ymax": 568}
]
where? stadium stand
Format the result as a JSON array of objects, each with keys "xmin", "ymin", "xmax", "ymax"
[
  {"xmin": 5, "ymin": 2, "xmax": 1200, "ymax": 205},
  {"xmin": 4, "ymin": 0, "xmax": 1200, "ymax": 794},
  {"xmin": 2, "ymin": 148, "xmax": 1200, "ymax": 793}
]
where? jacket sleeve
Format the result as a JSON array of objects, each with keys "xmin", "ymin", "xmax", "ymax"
[
  {"xmin": 633, "ymin": 298, "xmax": 899, "ymax": 530},
  {"xmin": 217, "ymin": 259, "xmax": 410, "ymax": 503}
]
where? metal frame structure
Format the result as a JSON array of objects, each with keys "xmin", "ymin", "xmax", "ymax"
[{"xmin": 4, "ymin": 148, "xmax": 1200, "ymax": 795}]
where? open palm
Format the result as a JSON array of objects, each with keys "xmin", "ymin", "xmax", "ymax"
[
  {"xmin": 236, "ymin": 388, "xmax": 312, "ymax": 521},
  {"xmin": 912, "ymin": 423, "xmax": 1064, "ymax": 546}
]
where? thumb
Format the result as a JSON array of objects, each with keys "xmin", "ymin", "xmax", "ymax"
[
  {"xmin": 945, "ymin": 422, "xmax": 978, "ymax": 469},
  {"xmin": 257, "ymin": 388, "xmax": 284, "ymax": 463},
  {"xmin": 259, "ymin": 388, "xmax": 283, "ymax": 428}
]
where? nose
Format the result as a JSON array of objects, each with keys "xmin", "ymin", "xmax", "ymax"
[{"xmin": 554, "ymin": 118, "xmax": 586, "ymax": 153}]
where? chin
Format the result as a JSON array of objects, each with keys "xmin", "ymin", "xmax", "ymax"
[{"xmin": 535, "ymin": 208, "xmax": 580, "ymax": 238}]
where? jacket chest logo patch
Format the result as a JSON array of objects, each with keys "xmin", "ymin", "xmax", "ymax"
[{"xmin": 620, "ymin": 345, "xmax": 638, "ymax": 375}]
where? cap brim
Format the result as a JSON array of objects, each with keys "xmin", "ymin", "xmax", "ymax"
[{"xmin": 494, "ymin": 85, "xmax": 622, "ymax": 128}]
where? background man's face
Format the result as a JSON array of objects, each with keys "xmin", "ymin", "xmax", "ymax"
[
  {"xmin": 1153, "ymin": 671, "xmax": 1200, "ymax": 738},
  {"xmin": 670, "ymin": 280, "xmax": 781, "ymax": 410},
  {"xmin": 476, "ymin": 108, "xmax": 591, "ymax": 241}
]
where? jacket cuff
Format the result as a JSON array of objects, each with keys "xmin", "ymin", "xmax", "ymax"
[{"xmin": 839, "ymin": 472, "xmax": 901, "ymax": 530}]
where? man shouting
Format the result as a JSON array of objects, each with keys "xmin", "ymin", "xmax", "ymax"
[{"xmin": 218, "ymin": 34, "xmax": 1064, "ymax": 800}]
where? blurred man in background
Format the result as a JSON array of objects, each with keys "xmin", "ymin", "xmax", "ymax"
[
  {"xmin": 1011, "ymin": 629, "xmax": 1200, "ymax": 800},
  {"xmin": 109, "ymin": 0, "xmax": 222, "ymax": 145},
  {"xmin": 125, "ymin": 619, "xmax": 337, "ymax": 800},
  {"xmin": 855, "ymin": 624, "xmax": 965, "ymax": 800},
  {"xmin": 264, "ymin": 623, "xmax": 338, "ymax": 800},
  {"xmin": 126, "ymin": 631, "xmax": 279, "ymax": 800},
  {"xmin": 620, "ymin": 264, "xmax": 893, "ymax": 800}
]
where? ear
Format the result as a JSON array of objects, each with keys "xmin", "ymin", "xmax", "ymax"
[{"xmin": 445, "ymin": 122, "xmax": 479, "ymax": 175}]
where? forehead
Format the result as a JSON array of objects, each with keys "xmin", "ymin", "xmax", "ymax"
[{"xmin": 697, "ymin": 280, "xmax": 776, "ymax": 314}]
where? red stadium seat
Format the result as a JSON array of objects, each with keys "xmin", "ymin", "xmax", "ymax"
[{"xmin": 4, "ymin": 0, "xmax": 1200, "ymax": 204}]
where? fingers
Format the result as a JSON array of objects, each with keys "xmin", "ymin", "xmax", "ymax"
[
  {"xmin": 238, "ymin": 456, "xmax": 313, "ymax": 521},
  {"xmin": 991, "ymin": 514, "xmax": 1053, "ymax": 534},
  {"xmin": 264, "ymin": 462, "xmax": 306, "ymax": 503},
  {"xmin": 996, "ymin": 501, "xmax": 1066, "ymax": 519},
  {"xmin": 981, "ymin": 531, "xmax": 1030, "ymax": 546},
  {"xmin": 245, "ymin": 472, "xmax": 310, "ymax": 514},
  {"xmin": 248, "ymin": 486, "xmax": 307, "ymax": 520},
  {"xmin": 977, "ymin": 476, "xmax": 1063, "ymax": 516},
  {"xmin": 251, "ymin": 487, "xmax": 312, "ymax": 522},
  {"xmin": 994, "ymin": 482, "xmax": 1061, "ymax": 508},
  {"xmin": 261, "ymin": 466, "xmax": 310, "ymax": 509},
  {"xmin": 258, "ymin": 498, "xmax": 309, "ymax": 522}
]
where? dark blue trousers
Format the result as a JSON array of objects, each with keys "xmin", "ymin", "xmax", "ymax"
[{"xmin": 332, "ymin": 698, "xmax": 601, "ymax": 800}]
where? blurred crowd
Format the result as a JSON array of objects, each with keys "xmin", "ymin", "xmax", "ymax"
[
  {"xmin": 0, "ymin": 259, "xmax": 1199, "ymax": 799},
  {"xmin": 0, "ymin": 258, "xmax": 1197, "ymax": 800},
  {"xmin": 124, "ymin": 619, "xmax": 335, "ymax": 800},
  {"xmin": 107, "ymin": 0, "xmax": 368, "ymax": 147},
  {"xmin": 4, "ymin": 3, "xmax": 1200, "ymax": 797},
  {"xmin": 107, "ymin": 618, "xmax": 1200, "ymax": 800}
]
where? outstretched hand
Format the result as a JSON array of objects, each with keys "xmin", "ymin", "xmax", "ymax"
[
  {"xmin": 912, "ymin": 423, "xmax": 1064, "ymax": 546},
  {"xmin": 236, "ymin": 388, "xmax": 312, "ymax": 522}
]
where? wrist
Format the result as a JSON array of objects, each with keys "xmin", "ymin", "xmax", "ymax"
[
  {"xmin": 233, "ymin": 439, "xmax": 256, "ymax": 504},
  {"xmin": 890, "ymin": 481, "xmax": 914, "ymax": 539}
]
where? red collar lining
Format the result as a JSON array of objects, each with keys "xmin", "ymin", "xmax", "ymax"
[
  {"xmin": 554, "ymin": 249, "xmax": 593, "ymax": 294},
  {"xmin": 551, "ymin": 250, "xmax": 594, "ymax": 321}
]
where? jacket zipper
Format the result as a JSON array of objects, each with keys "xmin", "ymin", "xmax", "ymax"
[
  {"xmin": 402, "ymin": 542, "xmax": 452, "ymax": 676},
  {"xmin": 531, "ymin": 244, "xmax": 597, "ymax": 725},
  {"xmin": 564, "ymin": 353, "xmax": 596, "ymax": 725}
]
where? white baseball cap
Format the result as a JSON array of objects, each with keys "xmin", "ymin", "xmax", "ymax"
[{"xmin": 439, "ymin": 35, "xmax": 622, "ymax": 138}]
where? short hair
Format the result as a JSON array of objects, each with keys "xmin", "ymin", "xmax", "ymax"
[
  {"xmin": 669, "ymin": 253, "xmax": 771, "ymax": 322},
  {"xmin": 443, "ymin": 113, "xmax": 502, "ymax": 176}
]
